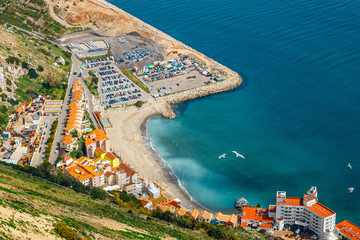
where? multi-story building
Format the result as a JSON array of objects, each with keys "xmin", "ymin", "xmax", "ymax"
[
  {"xmin": 274, "ymin": 187, "xmax": 336, "ymax": 239},
  {"xmin": 65, "ymin": 162, "xmax": 101, "ymax": 187},
  {"xmin": 241, "ymin": 207, "xmax": 274, "ymax": 231},
  {"xmin": 60, "ymin": 134, "xmax": 76, "ymax": 152},
  {"xmin": 43, "ymin": 99, "xmax": 63, "ymax": 116},
  {"xmin": 85, "ymin": 129, "xmax": 110, "ymax": 158},
  {"xmin": 335, "ymin": 220, "xmax": 360, "ymax": 240}
]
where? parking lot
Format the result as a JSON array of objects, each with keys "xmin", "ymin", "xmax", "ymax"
[
  {"xmin": 146, "ymin": 71, "xmax": 211, "ymax": 97},
  {"xmin": 82, "ymin": 57, "xmax": 151, "ymax": 107},
  {"xmin": 107, "ymin": 35, "xmax": 164, "ymax": 68},
  {"xmin": 30, "ymin": 116, "xmax": 57, "ymax": 167}
]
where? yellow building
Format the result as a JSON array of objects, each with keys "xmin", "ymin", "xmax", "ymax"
[
  {"xmin": 104, "ymin": 152, "xmax": 119, "ymax": 168},
  {"xmin": 95, "ymin": 147, "xmax": 106, "ymax": 159}
]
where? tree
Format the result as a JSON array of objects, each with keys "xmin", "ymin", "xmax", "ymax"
[
  {"xmin": 0, "ymin": 105, "xmax": 7, "ymax": 112},
  {"xmin": 21, "ymin": 61, "xmax": 29, "ymax": 69},
  {"xmin": 255, "ymin": 203, "xmax": 262, "ymax": 208},
  {"xmin": 71, "ymin": 129, "xmax": 78, "ymax": 138},
  {"xmin": 90, "ymin": 187, "xmax": 107, "ymax": 200},
  {"xmin": 135, "ymin": 101, "xmax": 143, "ymax": 108},
  {"xmin": 38, "ymin": 161, "xmax": 54, "ymax": 175},
  {"xmin": 56, "ymin": 156, "xmax": 64, "ymax": 164},
  {"xmin": 37, "ymin": 65, "xmax": 44, "ymax": 72},
  {"xmin": 28, "ymin": 68, "xmax": 39, "ymax": 79}
]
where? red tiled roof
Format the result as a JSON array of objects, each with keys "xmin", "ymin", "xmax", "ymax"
[
  {"xmin": 307, "ymin": 202, "xmax": 335, "ymax": 218},
  {"xmin": 119, "ymin": 163, "xmax": 137, "ymax": 177},
  {"xmin": 241, "ymin": 207, "xmax": 273, "ymax": 222},
  {"xmin": 336, "ymin": 220, "xmax": 360, "ymax": 240},
  {"xmin": 95, "ymin": 147, "xmax": 106, "ymax": 155},
  {"xmin": 105, "ymin": 152, "xmax": 117, "ymax": 160}
]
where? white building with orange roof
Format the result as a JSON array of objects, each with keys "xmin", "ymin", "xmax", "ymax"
[
  {"xmin": 275, "ymin": 187, "xmax": 336, "ymax": 239},
  {"xmin": 70, "ymin": 79, "xmax": 85, "ymax": 103},
  {"xmin": 64, "ymin": 102, "xmax": 84, "ymax": 134},
  {"xmin": 241, "ymin": 207, "xmax": 274, "ymax": 232},
  {"xmin": 84, "ymin": 129, "xmax": 111, "ymax": 158},
  {"xmin": 104, "ymin": 171, "xmax": 115, "ymax": 185},
  {"xmin": 65, "ymin": 163, "xmax": 101, "ymax": 187},
  {"xmin": 335, "ymin": 220, "xmax": 360, "ymax": 240},
  {"xmin": 60, "ymin": 134, "xmax": 76, "ymax": 152}
]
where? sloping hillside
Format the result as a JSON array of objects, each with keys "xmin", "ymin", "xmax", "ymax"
[
  {"xmin": 0, "ymin": 24, "xmax": 70, "ymax": 131},
  {"xmin": 0, "ymin": 164, "xmax": 216, "ymax": 239},
  {"xmin": 0, "ymin": 0, "xmax": 83, "ymax": 39}
]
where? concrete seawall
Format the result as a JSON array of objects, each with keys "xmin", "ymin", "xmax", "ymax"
[
  {"xmin": 155, "ymin": 72, "xmax": 242, "ymax": 119},
  {"xmin": 81, "ymin": 0, "xmax": 243, "ymax": 119}
]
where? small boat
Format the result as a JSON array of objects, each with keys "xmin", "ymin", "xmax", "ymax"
[{"xmin": 348, "ymin": 187, "xmax": 355, "ymax": 194}]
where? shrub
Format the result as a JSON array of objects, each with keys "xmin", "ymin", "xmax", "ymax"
[
  {"xmin": 53, "ymin": 222, "xmax": 79, "ymax": 240},
  {"xmin": 0, "ymin": 106, "xmax": 7, "ymax": 112},
  {"xmin": 28, "ymin": 68, "xmax": 39, "ymax": 79},
  {"xmin": 71, "ymin": 129, "xmax": 78, "ymax": 138},
  {"xmin": 259, "ymin": 229, "xmax": 266, "ymax": 234},
  {"xmin": 8, "ymin": 99, "xmax": 19, "ymax": 106},
  {"xmin": 37, "ymin": 65, "xmax": 44, "ymax": 72},
  {"xmin": 135, "ymin": 101, "xmax": 143, "ymax": 108},
  {"xmin": 5, "ymin": 56, "xmax": 20, "ymax": 65},
  {"xmin": 21, "ymin": 61, "xmax": 29, "ymax": 69},
  {"xmin": 90, "ymin": 187, "xmax": 107, "ymax": 200}
]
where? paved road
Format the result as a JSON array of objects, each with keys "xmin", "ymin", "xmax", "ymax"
[
  {"xmin": 7, "ymin": 24, "xmax": 68, "ymax": 52},
  {"xmin": 49, "ymin": 54, "xmax": 80, "ymax": 164},
  {"xmin": 46, "ymin": 1, "xmax": 77, "ymax": 28}
]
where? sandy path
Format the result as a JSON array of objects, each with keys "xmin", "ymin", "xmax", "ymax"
[
  {"xmin": 47, "ymin": 2, "xmax": 77, "ymax": 28},
  {"xmin": 104, "ymin": 106, "xmax": 206, "ymax": 211}
]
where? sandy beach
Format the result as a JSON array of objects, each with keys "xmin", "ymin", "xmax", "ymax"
[
  {"xmin": 104, "ymin": 104, "xmax": 206, "ymax": 211},
  {"xmin": 45, "ymin": 0, "xmax": 241, "ymax": 212}
]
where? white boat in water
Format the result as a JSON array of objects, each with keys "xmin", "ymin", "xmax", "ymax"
[{"xmin": 348, "ymin": 187, "xmax": 355, "ymax": 194}]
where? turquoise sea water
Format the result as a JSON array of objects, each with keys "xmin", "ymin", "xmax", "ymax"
[{"xmin": 109, "ymin": 0, "xmax": 360, "ymax": 222}]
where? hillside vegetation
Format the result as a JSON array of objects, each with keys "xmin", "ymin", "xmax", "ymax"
[
  {"xmin": 0, "ymin": 163, "xmax": 252, "ymax": 240},
  {"xmin": 0, "ymin": 0, "xmax": 83, "ymax": 39},
  {"xmin": 0, "ymin": 24, "xmax": 71, "ymax": 131}
]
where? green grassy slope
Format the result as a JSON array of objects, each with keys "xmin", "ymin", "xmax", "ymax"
[
  {"xmin": 0, "ymin": 24, "xmax": 70, "ymax": 131},
  {"xmin": 0, "ymin": 164, "xmax": 216, "ymax": 239},
  {"xmin": 0, "ymin": 0, "xmax": 83, "ymax": 39}
]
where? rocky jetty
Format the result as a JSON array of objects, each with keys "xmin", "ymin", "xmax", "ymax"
[
  {"xmin": 155, "ymin": 71, "xmax": 241, "ymax": 119},
  {"xmin": 235, "ymin": 197, "xmax": 249, "ymax": 212}
]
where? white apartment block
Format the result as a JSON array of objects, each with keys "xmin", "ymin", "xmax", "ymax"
[{"xmin": 274, "ymin": 187, "xmax": 336, "ymax": 239}]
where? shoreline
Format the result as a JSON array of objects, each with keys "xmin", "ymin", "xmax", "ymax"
[
  {"xmin": 140, "ymin": 114, "xmax": 211, "ymax": 212},
  {"xmin": 104, "ymin": 105, "xmax": 209, "ymax": 211},
  {"xmin": 46, "ymin": 0, "xmax": 242, "ymax": 213}
]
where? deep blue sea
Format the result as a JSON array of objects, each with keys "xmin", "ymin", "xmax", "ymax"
[{"xmin": 109, "ymin": 0, "xmax": 360, "ymax": 222}]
